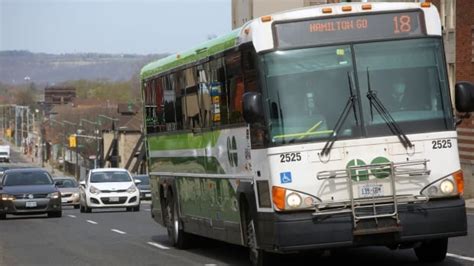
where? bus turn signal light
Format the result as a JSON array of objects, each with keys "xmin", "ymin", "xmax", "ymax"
[
  {"xmin": 453, "ymin": 170, "xmax": 464, "ymax": 195},
  {"xmin": 272, "ymin": 186, "xmax": 286, "ymax": 210}
]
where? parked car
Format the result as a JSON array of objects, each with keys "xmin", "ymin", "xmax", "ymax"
[
  {"xmin": 79, "ymin": 168, "xmax": 140, "ymax": 213},
  {"xmin": 133, "ymin": 174, "xmax": 151, "ymax": 200},
  {"xmin": 53, "ymin": 177, "xmax": 80, "ymax": 209},
  {"xmin": 0, "ymin": 168, "xmax": 62, "ymax": 219}
]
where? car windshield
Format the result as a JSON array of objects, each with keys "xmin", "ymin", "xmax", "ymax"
[
  {"xmin": 55, "ymin": 178, "xmax": 78, "ymax": 188},
  {"xmin": 3, "ymin": 171, "xmax": 53, "ymax": 186},
  {"xmin": 90, "ymin": 171, "xmax": 132, "ymax": 183},
  {"xmin": 260, "ymin": 38, "xmax": 453, "ymax": 145},
  {"xmin": 134, "ymin": 175, "xmax": 149, "ymax": 185}
]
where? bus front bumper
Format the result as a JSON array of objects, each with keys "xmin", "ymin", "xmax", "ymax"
[{"xmin": 256, "ymin": 197, "xmax": 467, "ymax": 253}]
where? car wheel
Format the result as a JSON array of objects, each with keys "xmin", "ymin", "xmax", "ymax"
[
  {"xmin": 80, "ymin": 204, "xmax": 85, "ymax": 213},
  {"xmin": 414, "ymin": 238, "xmax": 448, "ymax": 262},
  {"xmin": 0, "ymin": 213, "xmax": 6, "ymax": 220},
  {"xmin": 74, "ymin": 205, "xmax": 80, "ymax": 209},
  {"xmin": 133, "ymin": 205, "xmax": 140, "ymax": 212},
  {"xmin": 166, "ymin": 192, "xmax": 191, "ymax": 249}
]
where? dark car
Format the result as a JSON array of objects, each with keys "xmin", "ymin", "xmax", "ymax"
[
  {"xmin": 134, "ymin": 175, "xmax": 151, "ymax": 200},
  {"xmin": 0, "ymin": 168, "xmax": 62, "ymax": 219}
]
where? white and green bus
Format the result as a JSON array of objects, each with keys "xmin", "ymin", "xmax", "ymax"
[{"xmin": 141, "ymin": 2, "xmax": 473, "ymax": 265}]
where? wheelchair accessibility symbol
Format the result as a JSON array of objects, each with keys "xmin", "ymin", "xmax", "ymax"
[{"xmin": 280, "ymin": 172, "xmax": 292, "ymax": 184}]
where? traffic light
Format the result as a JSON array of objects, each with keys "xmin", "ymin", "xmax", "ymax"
[{"xmin": 69, "ymin": 135, "xmax": 77, "ymax": 148}]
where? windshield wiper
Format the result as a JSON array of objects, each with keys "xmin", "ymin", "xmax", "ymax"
[
  {"xmin": 366, "ymin": 69, "xmax": 413, "ymax": 149},
  {"xmin": 321, "ymin": 72, "xmax": 358, "ymax": 156}
]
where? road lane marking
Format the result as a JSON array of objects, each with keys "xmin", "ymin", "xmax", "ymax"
[
  {"xmin": 111, "ymin": 229, "xmax": 126, "ymax": 235},
  {"xmin": 86, "ymin": 220, "xmax": 98, "ymax": 224},
  {"xmin": 447, "ymin": 253, "xmax": 474, "ymax": 262},
  {"xmin": 147, "ymin": 241, "xmax": 170, "ymax": 250},
  {"xmin": 67, "ymin": 215, "xmax": 76, "ymax": 218}
]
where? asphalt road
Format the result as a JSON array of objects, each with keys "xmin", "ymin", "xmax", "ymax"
[{"xmin": 1, "ymin": 147, "xmax": 473, "ymax": 266}]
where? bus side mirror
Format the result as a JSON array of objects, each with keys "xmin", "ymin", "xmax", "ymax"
[
  {"xmin": 455, "ymin": 81, "xmax": 474, "ymax": 113},
  {"xmin": 243, "ymin": 92, "xmax": 264, "ymax": 124}
]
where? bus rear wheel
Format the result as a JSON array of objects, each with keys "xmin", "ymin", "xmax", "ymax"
[
  {"xmin": 414, "ymin": 238, "xmax": 448, "ymax": 263},
  {"xmin": 165, "ymin": 193, "xmax": 191, "ymax": 249}
]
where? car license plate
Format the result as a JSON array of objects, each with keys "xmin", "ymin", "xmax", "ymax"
[
  {"xmin": 359, "ymin": 184, "xmax": 383, "ymax": 198},
  {"xmin": 26, "ymin": 201, "xmax": 37, "ymax": 208},
  {"xmin": 109, "ymin": 197, "xmax": 119, "ymax": 202},
  {"xmin": 61, "ymin": 198, "xmax": 68, "ymax": 203},
  {"xmin": 145, "ymin": 193, "xmax": 151, "ymax": 198}
]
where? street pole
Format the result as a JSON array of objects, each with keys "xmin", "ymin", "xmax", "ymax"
[
  {"xmin": 63, "ymin": 120, "xmax": 77, "ymax": 179},
  {"xmin": 98, "ymin": 115, "xmax": 118, "ymax": 168},
  {"xmin": 80, "ymin": 118, "xmax": 101, "ymax": 169}
]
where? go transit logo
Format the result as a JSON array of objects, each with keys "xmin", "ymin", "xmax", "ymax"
[{"xmin": 346, "ymin": 157, "xmax": 391, "ymax": 181}]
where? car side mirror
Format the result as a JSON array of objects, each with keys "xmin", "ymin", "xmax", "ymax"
[
  {"xmin": 79, "ymin": 180, "xmax": 86, "ymax": 188},
  {"xmin": 134, "ymin": 179, "xmax": 142, "ymax": 185},
  {"xmin": 242, "ymin": 92, "xmax": 264, "ymax": 124},
  {"xmin": 455, "ymin": 81, "xmax": 474, "ymax": 113}
]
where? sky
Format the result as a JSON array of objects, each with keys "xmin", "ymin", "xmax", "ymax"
[{"xmin": 0, "ymin": 0, "xmax": 231, "ymax": 55}]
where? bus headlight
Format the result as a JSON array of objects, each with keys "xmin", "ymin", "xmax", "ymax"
[
  {"xmin": 439, "ymin": 180, "xmax": 454, "ymax": 194},
  {"xmin": 286, "ymin": 193, "xmax": 302, "ymax": 208},
  {"xmin": 421, "ymin": 170, "xmax": 463, "ymax": 198},
  {"xmin": 272, "ymin": 186, "xmax": 318, "ymax": 211}
]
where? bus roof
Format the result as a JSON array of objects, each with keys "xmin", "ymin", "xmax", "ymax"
[{"xmin": 140, "ymin": 28, "xmax": 243, "ymax": 80}]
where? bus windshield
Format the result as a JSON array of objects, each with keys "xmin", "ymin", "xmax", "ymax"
[{"xmin": 260, "ymin": 38, "xmax": 453, "ymax": 145}]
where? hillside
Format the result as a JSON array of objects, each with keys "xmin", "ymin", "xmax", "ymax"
[{"xmin": 0, "ymin": 50, "xmax": 166, "ymax": 84}]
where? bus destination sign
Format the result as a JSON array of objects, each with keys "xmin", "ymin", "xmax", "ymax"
[{"xmin": 274, "ymin": 11, "xmax": 425, "ymax": 49}]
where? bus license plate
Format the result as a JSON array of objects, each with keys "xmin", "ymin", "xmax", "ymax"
[
  {"xmin": 109, "ymin": 197, "xmax": 119, "ymax": 202},
  {"xmin": 359, "ymin": 184, "xmax": 383, "ymax": 198},
  {"xmin": 26, "ymin": 201, "xmax": 37, "ymax": 208}
]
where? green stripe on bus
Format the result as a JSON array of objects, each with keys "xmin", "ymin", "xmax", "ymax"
[
  {"xmin": 148, "ymin": 131, "xmax": 221, "ymax": 151},
  {"xmin": 140, "ymin": 29, "xmax": 241, "ymax": 80}
]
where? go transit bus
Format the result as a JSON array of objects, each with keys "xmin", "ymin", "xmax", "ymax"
[{"xmin": 140, "ymin": 2, "xmax": 474, "ymax": 265}]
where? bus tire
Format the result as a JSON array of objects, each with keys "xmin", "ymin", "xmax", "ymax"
[
  {"xmin": 166, "ymin": 192, "xmax": 191, "ymax": 249},
  {"xmin": 414, "ymin": 238, "xmax": 448, "ymax": 263},
  {"xmin": 242, "ymin": 206, "xmax": 271, "ymax": 266}
]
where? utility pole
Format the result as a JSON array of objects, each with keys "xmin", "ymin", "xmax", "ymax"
[
  {"xmin": 98, "ymin": 115, "xmax": 119, "ymax": 168},
  {"xmin": 64, "ymin": 120, "xmax": 77, "ymax": 179},
  {"xmin": 80, "ymin": 118, "xmax": 101, "ymax": 169}
]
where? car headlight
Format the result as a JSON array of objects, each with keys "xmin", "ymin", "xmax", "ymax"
[
  {"xmin": 90, "ymin": 186, "xmax": 101, "ymax": 195},
  {"xmin": 48, "ymin": 192, "xmax": 60, "ymax": 199},
  {"xmin": 421, "ymin": 170, "xmax": 463, "ymax": 198},
  {"xmin": 272, "ymin": 186, "xmax": 317, "ymax": 211},
  {"xmin": 1, "ymin": 194, "xmax": 15, "ymax": 201},
  {"xmin": 73, "ymin": 193, "xmax": 80, "ymax": 198},
  {"xmin": 126, "ymin": 185, "xmax": 137, "ymax": 194}
]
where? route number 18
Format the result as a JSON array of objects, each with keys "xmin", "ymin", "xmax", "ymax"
[{"xmin": 393, "ymin": 15, "xmax": 411, "ymax": 33}]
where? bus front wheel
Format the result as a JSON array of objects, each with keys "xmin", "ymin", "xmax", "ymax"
[
  {"xmin": 165, "ymin": 193, "xmax": 191, "ymax": 249},
  {"xmin": 243, "ymin": 208, "xmax": 271, "ymax": 266},
  {"xmin": 414, "ymin": 238, "xmax": 448, "ymax": 262}
]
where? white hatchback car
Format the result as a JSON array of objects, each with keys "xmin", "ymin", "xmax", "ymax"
[{"xmin": 79, "ymin": 168, "xmax": 140, "ymax": 212}]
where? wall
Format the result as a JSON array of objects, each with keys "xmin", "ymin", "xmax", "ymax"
[{"xmin": 118, "ymin": 132, "xmax": 141, "ymax": 170}]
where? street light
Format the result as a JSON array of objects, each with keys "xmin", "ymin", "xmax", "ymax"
[
  {"xmin": 80, "ymin": 118, "xmax": 101, "ymax": 169},
  {"xmin": 98, "ymin": 115, "xmax": 119, "ymax": 168}
]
